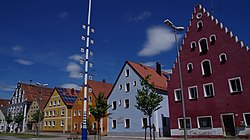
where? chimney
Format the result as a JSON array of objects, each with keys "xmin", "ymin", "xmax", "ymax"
[
  {"xmin": 156, "ymin": 62, "xmax": 161, "ymax": 76},
  {"xmin": 71, "ymin": 88, "xmax": 74, "ymax": 95},
  {"xmin": 102, "ymin": 79, "xmax": 106, "ymax": 83}
]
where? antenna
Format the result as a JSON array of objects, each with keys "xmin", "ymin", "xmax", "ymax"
[{"xmin": 210, "ymin": 0, "xmax": 214, "ymax": 15}]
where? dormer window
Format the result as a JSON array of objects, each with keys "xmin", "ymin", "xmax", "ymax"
[
  {"xmin": 201, "ymin": 59, "xmax": 212, "ymax": 76},
  {"xmin": 197, "ymin": 21, "xmax": 203, "ymax": 31},
  {"xmin": 199, "ymin": 38, "xmax": 208, "ymax": 55},
  {"xmin": 187, "ymin": 63, "xmax": 193, "ymax": 72},
  {"xmin": 190, "ymin": 41, "xmax": 196, "ymax": 51},
  {"xmin": 210, "ymin": 34, "xmax": 216, "ymax": 45},
  {"xmin": 219, "ymin": 53, "xmax": 227, "ymax": 64}
]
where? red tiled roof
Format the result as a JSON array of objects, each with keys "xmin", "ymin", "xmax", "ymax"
[
  {"xmin": 88, "ymin": 80, "xmax": 113, "ymax": 98},
  {"xmin": 127, "ymin": 61, "xmax": 168, "ymax": 91},
  {"xmin": 0, "ymin": 99, "xmax": 10, "ymax": 108}
]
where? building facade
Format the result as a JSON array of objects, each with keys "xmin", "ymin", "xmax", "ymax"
[
  {"xmin": 0, "ymin": 99, "xmax": 9, "ymax": 132},
  {"xmin": 168, "ymin": 5, "xmax": 250, "ymax": 137},
  {"xmin": 71, "ymin": 80, "xmax": 113, "ymax": 135},
  {"xmin": 43, "ymin": 87, "xmax": 79, "ymax": 132},
  {"xmin": 108, "ymin": 61, "xmax": 170, "ymax": 137},
  {"xmin": 8, "ymin": 82, "xmax": 53, "ymax": 132}
]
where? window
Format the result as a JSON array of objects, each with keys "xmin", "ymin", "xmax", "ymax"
[
  {"xmin": 199, "ymin": 38, "xmax": 208, "ymax": 54},
  {"xmin": 45, "ymin": 111, "xmax": 48, "ymax": 116},
  {"xmin": 112, "ymin": 120, "xmax": 116, "ymax": 129},
  {"xmin": 124, "ymin": 99, "xmax": 129, "ymax": 108},
  {"xmin": 45, "ymin": 121, "xmax": 47, "ymax": 126},
  {"xmin": 58, "ymin": 100, "xmax": 61, "ymax": 106},
  {"xmin": 203, "ymin": 83, "xmax": 214, "ymax": 97},
  {"xmin": 53, "ymin": 110, "xmax": 56, "ymax": 116},
  {"xmin": 125, "ymin": 69, "xmax": 129, "ymax": 77},
  {"xmin": 219, "ymin": 53, "xmax": 227, "ymax": 64},
  {"xmin": 49, "ymin": 111, "xmax": 52, "ymax": 116},
  {"xmin": 61, "ymin": 120, "xmax": 64, "ymax": 126},
  {"xmin": 201, "ymin": 60, "xmax": 212, "ymax": 76},
  {"xmin": 54, "ymin": 101, "xmax": 56, "ymax": 106},
  {"xmin": 112, "ymin": 101, "xmax": 117, "ymax": 110},
  {"xmin": 125, "ymin": 83, "xmax": 130, "ymax": 92},
  {"xmin": 187, "ymin": 63, "xmax": 193, "ymax": 72},
  {"xmin": 243, "ymin": 113, "xmax": 250, "ymax": 127},
  {"xmin": 133, "ymin": 81, "xmax": 137, "ymax": 86},
  {"xmin": 210, "ymin": 34, "xmax": 216, "ymax": 45},
  {"xmin": 197, "ymin": 21, "xmax": 203, "ymax": 31},
  {"xmin": 78, "ymin": 110, "xmax": 81, "ymax": 116},
  {"xmin": 228, "ymin": 77, "xmax": 243, "ymax": 93},
  {"xmin": 89, "ymin": 88, "xmax": 92, "ymax": 92},
  {"xmin": 124, "ymin": 119, "xmax": 130, "ymax": 128},
  {"xmin": 49, "ymin": 121, "xmax": 51, "ymax": 126},
  {"xmin": 188, "ymin": 86, "xmax": 198, "ymax": 100},
  {"xmin": 74, "ymin": 110, "xmax": 77, "ymax": 117},
  {"xmin": 142, "ymin": 118, "xmax": 148, "ymax": 128},
  {"xmin": 89, "ymin": 96, "xmax": 92, "ymax": 102},
  {"xmin": 174, "ymin": 89, "xmax": 182, "ymax": 101},
  {"xmin": 190, "ymin": 41, "xmax": 196, "ymax": 51},
  {"xmin": 52, "ymin": 121, "xmax": 55, "ymax": 126},
  {"xmin": 196, "ymin": 12, "xmax": 202, "ymax": 19},
  {"xmin": 49, "ymin": 101, "xmax": 52, "ymax": 107},
  {"xmin": 178, "ymin": 118, "xmax": 191, "ymax": 129},
  {"xmin": 74, "ymin": 123, "xmax": 78, "ymax": 130},
  {"xmin": 119, "ymin": 85, "xmax": 122, "ymax": 90},
  {"xmin": 61, "ymin": 109, "xmax": 65, "ymax": 115},
  {"xmin": 198, "ymin": 116, "xmax": 213, "ymax": 128},
  {"xmin": 118, "ymin": 100, "xmax": 121, "ymax": 106}
]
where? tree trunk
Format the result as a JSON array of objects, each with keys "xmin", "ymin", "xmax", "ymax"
[
  {"xmin": 149, "ymin": 116, "xmax": 152, "ymax": 140},
  {"xmin": 144, "ymin": 126, "xmax": 147, "ymax": 140},
  {"xmin": 98, "ymin": 120, "xmax": 101, "ymax": 140}
]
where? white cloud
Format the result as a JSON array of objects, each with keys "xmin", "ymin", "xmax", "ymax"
[
  {"xmin": 59, "ymin": 12, "xmax": 69, "ymax": 19},
  {"xmin": 61, "ymin": 83, "xmax": 81, "ymax": 90},
  {"xmin": 126, "ymin": 11, "xmax": 151, "ymax": 22},
  {"xmin": 0, "ymin": 85, "xmax": 15, "ymax": 91},
  {"xmin": 14, "ymin": 59, "xmax": 33, "ymax": 65},
  {"xmin": 68, "ymin": 54, "xmax": 82, "ymax": 62},
  {"xmin": 138, "ymin": 26, "xmax": 182, "ymax": 57},
  {"xmin": 12, "ymin": 45, "xmax": 23, "ymax": 53},
  {"xmin": 142, "ymin": 61, "xmax": 156, "ymax": 67},
  {"xmin": 66, "ymin": 62, "xmax": 81, "ymax": 79}
]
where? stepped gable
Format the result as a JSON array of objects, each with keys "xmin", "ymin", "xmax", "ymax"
[
  {"xmin": 171, "ymin": 4, "xmax": 249, "ymax": 74},
  {"xmin": 20, "ymin": 83, "xmax": 53, "ymax": 103},
  {"xmin": 127, "ymin": 61, "xmax": 168, "ymax": 91},
  {"xmin": 88, "ymin": 80, "xmax": 113, "ymax": 98},
  {"xmin": 56, "ymin": 87, "xmax": 80, "ymax": 107}
]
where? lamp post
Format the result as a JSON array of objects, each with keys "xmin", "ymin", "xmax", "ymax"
[
  {"xmin": 164, "ymin": 19, "xmax": 187, "ymax": 140},
  {"xmin": 36, "ymin": 82, "xmax": 48, "ymax": 136}
]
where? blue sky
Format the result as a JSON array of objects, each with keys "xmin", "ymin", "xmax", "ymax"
[{"xmin": 0, "ymin": 0, "xmax": 250, "ymax": 99}]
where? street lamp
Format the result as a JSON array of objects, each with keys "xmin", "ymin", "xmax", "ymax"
[
  {"xmin": 164, "ymin": 19, "xmax": 187, "ymax": 140},
  {"xmin": 36, "ymin": 82, "xmax": 48, "ymax": 136}
]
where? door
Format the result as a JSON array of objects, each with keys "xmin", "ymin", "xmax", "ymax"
[
  {"xmin": 222, "ymin": 114, "xmax": 235, "ymax": 136},
  {"xmin": 162, "ymin": 115, "xmax": 170, "ymax": 137}
]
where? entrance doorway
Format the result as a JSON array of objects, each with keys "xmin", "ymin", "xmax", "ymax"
[{"xmin": 222, "ymin": 114, "xmax": 235, "ymax": 136}]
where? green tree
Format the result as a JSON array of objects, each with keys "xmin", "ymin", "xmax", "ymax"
[
  {"xmin": 14, "ymin": 112, "xmax": 23, "ymax": 133},
  {"xmin": 5, "ymin": 115, "xmax": 13, "ymax": 132},
  {"xmin": 89, "ymin": 92, "xmax": 111, "ymax": 140},
  {"xmin": 32, "ymin": 109, "xmax": 44, "ymax": 135},
  {"xmin": 135, "ymin": 75, "xmax": 164, "ymax": 140}
]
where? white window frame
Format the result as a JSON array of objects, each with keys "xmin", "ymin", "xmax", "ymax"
[
  {"xmin": 112, "ymin": 100, "xmax": 117, "ymax": 110},
  {"xmin": 49, "ymin": 121, "xmax": 51, "ymax": 126},
  {"xmin": 197, "ymin": 116, "xmax": 213, "ymax": 128},
  {"xmin": 52, "ymin": 121, "xmax": 55, "ymax": 126},
  {"xmin": 228, "ymin": 77, "xmax": 243, "ymax": 93},
  {"xmin": 112, "ymin": 120, "xmax": 117, "ymax": 129},
  {"xmin": 89, "ymin": 96, "xmax": 92, "ymax": 102},
  {"xmin": 198, "ymin": 37, "xmax": 209, "ymax": 53},
  {"xmin": 54, "ymin": 100, "xmax": 56, "ymax": 106},
  {"xmin": 45, "ymin": 111, "xmax": 48, "ymax": 116},
  {"xmin": 45, "ymin": 121, "xmax": 47, "ymax": 126},
  {"xmin": 61, "ymin": 120, "xmax": 64, "ymax": 126},
  {"xmin": 178, "ymin": 117, "xmax": 192, "ymax": 129},
  {"xmin": 74, "ymin": 122, "xmax": 78, "ymax": 129},
  {"xmin": 53, "ymin": 110, "xmax": 56, "ymax": 116},
  {"xmin": 219, "ymin": 53, "xmax": 227, "ymax": 63},
  {"xmin": 78, "ymin": 110, "xmax": 81, "ymax": 116},
  {"xmin": 61, "ymin": 109, "xmax": 65, "ymax": 115},
  {"xmin": 203, "ymin": 83, "xmax": 215, "ymax": 97},
  {"xmin": 89, "ymin": 88, "xmax": 93, "ymax": 92},
  {"xmin": 119, "ymin": 85, "xmax": 122, "ymax": 90},
  {"xmin": 190, "ymin": 41, "xmax": 196, "ymax": 49},
  {"xmin": 141, "ymin": 117, "xmax": 148, "ymax": 128},
  {"xmin": 187, "ymin": 63, "xmax": 193, "ymax": 72},
  {"xmin": 243, "ymin": 113, "xmax": 250, "ymax": 127},
  {"xmin": 74, "ymin": 110, "xmax": 77, "ymax": 117},
  {"xmin": 188, "ymin": 86, "xmax": 198, "ymax": 100},
  {"xmin": 49, "ymin": 111, "xmax": 52, "ymax": 116},
  {"xmin": 58, "ymin": 100, "xmax": 60, "ymax": 106},
  {"xmin": 125, "ymin": 83, "xmax": 130, "ymax": 92},
  {"xmin": 125, "ymin": 69, "xmax": 129, "ymax": 77},
  {"xmin": 209, "ymin": 34, "xmax": 216, "ymax": 43},
  {"xmin": 133, "ymin": 81, "xmax": 137, "ymax": 86},
  {"xmin": 201, "ymin": 59, "xmax": 212, "ymax": 76},
  {"xmin": 196, "ymin": 12, "xmax": 202, "ymax": 19},
  {"xmin": 174, "ymin": 89, "xmax": 182, "ymax": 101},
  {"xmin": 124, "ymin": 118, "xmax": 130, "ymax": 128},
  {"xmin": 124, "ymin": 99, "xmax": 130, "ymax": 109},
  {"xmin": 49, "ymin": 101, "xmax": 52, "ymax": 107}
]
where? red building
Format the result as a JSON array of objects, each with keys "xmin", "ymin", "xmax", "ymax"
[{"xmin": 168, "ymin": 4, "xmax": 250, "ymax": 137}]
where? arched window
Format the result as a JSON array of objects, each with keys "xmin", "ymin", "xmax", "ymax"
[
  {"xmin": 197, "ymin": 21, "xmax": 203, "ymax": 31},
  {"xmin": 187, "ymin": 63, "xmax": 193, "ymax": 72},
  {"xmin": 219, "ymin": 53, "xmax": 227, "ymax": 64},
  {"xmin": 190, "ymin": 41, "xmax": 196, "ymax": 51},
  {"xmin": 199, "ymin": 38, "xmax": 209, "ymax": 54},
  {"xmin": 201, "ymin": 59, "xmax": 212, "ymax": 76},
  {"xmin": 210, "ymin": 34, "xmax": 216, "ymax": 45}
]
